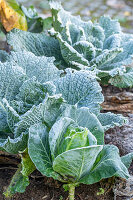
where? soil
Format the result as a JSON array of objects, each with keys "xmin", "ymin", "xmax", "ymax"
[{"xmin": 0, "ymin": 169, "xmax": 114, "ymax": 200}]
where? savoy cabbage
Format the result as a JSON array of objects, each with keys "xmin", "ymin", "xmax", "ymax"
[
  {"xmin": 49, "ymin": 2, "xmax": 133, "ymax": 88},
  {"xmin": 6, "ymin": 2, "xmax": 133, "ymax": 88}
]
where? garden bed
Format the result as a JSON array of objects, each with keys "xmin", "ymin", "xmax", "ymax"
[{"xmin": 0, "ymin": 1, "xmax": 133, "ymax": 199}]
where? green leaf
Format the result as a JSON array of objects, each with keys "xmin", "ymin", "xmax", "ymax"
[
  {"xmin": 49, "ymin": 117, "xmax": 76, "ymax": 159},
  {"xmin": 80, "ymin": 145, "xmax": 130, "ymax": 185},
  {"xmin": 109, "ymin": 68, "xmax": 133, "ymax": 88},
  {"xmin": 15, "ymin": 77, "xmax": 55, "ymax": 110},
  {"xmin": 60, "ymin": 105, "xmax": 104, "ymax": 145},
  {"xmin": 16, "ymin": 77, "xmax": 45, "ymax": 104},
  {"xmin": 11, "ymin": 81, "xmax": 56, "ymax": 115},
  {"xmin": 43, "ymin": 17, "xmax": 53, "ymax": 30},
  {"xmin": 53, "ymin": 145, "xmax": 103, "ymax": 182},
  {"xmin": 54, "ymin": 69, "xmax": 104, "ymax": 114},
  {"xmin": 90, "ymin": 48, "xmax": 123, "ymax": 68},
  {"xmin": 21, "ymin": 5, "xmax": 44, "ymax": 33},
  {"xmin": 100, "ymin": 39, "xmax": 133, "ymax": 71},
  {"xmin": 50, "ymin": 1, "xmax": 82, "ymax": 32},
  {"xmin": 49, "ymin": 117, "xmax": 97, "ymax": 159},
  {"xmin": 61, "ymin": 127, "xmax": 96, "ymax": 151},
  {"xmin": 73, "ymin": 41, "xmax": 96, "ymax": 61},
  {"xmin": 49, "ymin": 2, "xmax": 133, "ymax": 88},
  {"xmin": 50, "ymin": 30, "xmax": 89, "ymax": 67},
  {"xmin": 4, "ymin": 165, "xmax": 29, "ymax": 198},
  {"xmin": 21, "ymin": 148, "xmax": 36, "ymax": 176},
  {"xmin": 75, "ymin": 108, "xmax": 104, "ymax": 144},
  {"xmin": 28, "ymin": 123, "xmax": 54, "ymax": 177},
  {"xmin": 103, "ymin": 34, "xmax": 121, "ymax": 49},
  {"xmin": 0, "ymin": 132, "xmax": 28, "ymax": 154},
  {"xmin": 121, "ymin": 152, "xmax": 133, "ymax": 169}
]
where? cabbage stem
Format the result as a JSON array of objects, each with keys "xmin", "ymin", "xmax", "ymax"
[{"xmin": 69, "ymin": 185, "xmax": 75, "ymax": 200}]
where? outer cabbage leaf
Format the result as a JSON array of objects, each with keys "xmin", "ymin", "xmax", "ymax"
[
  {"xmin": 99, "ymin": 16, "xmax": 121, "ymax": 39},
  {"xmin": 15, "ymin": 77, "xmax": 47, "ymax": 106},
  {"xmin": 10, "ymin": 80, "xmax": 56, "ymax": 115},
  {"xmin": 0, "ymin": 102, "xmax": 9, "ymax": 132},
  {"xmin": 121, "ymin": 152, "xmax": 133, "ymax": 168},
  {"xmin": 0, "ymin": 132, "xmax": 28, "ymax": 154},
  {"xmin": 79, "ymin": 145, "xmax": 131, "ymax": 185},
  {"xmin": 90, "ymin": 48, "xmax": 123, "ymax": 68},
  {"xmin": 97, "ymin": 112, "xmax": 128, "ymax": 131},
  {"xmin": 9, "ymin": 51, "xmax": 62, "ymax": 83},
  {"xmin": 28, "ymin": 123, "xmax": 59, "ymax": 179},
  {"xmin": 15, "ymin": 94, "xmax": 64, "ymax": 137},
  {"xmin": 99, "ymin": 36, "xmax": 133, "ymax": 70},
  {"xmin": 0, "ymin": 50, "xmax": 10, "ymax": 62},
  {"xmin": 4, "ymin": 149, "xmax": 36, "ymax": 198},
  {"xmin": 0, "ymin": 100, "xmax": 28, "ymax": 154},
  {"xmin": 7, "ymin": 29, "xmax": 64, "ymax": 64},
  {"xmin": 0, "ymin": 61, "xmax": 26, "ymax": 102},
  {"xmin": 53, "ymin": 146, "xmax": 103, "ymax": 182},
  {"xmin": 21, "ymin": 148, "xmax": 36, "ymax": 177},
  {"xmin": 109, "ymin": 68, "xmax": 133, "ymax": 88},
  {"xmin": 54, "ymin": 69, "xmax": 104, "ymax": 114},
  {"xmin": 50, "ymin": 1, "xmax": 87, "ymax": 32},
  {"xmin": 4, "ymin": 165, "xmax": 29, "ymax": 198},
  {"xmin": 2, "ymin": 98, "xmax": 20, "ymax": 132},
  {"xmin": 21, "ymin": 5, "xmax": 45, "ymax": 33},
  {"xmin": 15, "ymin": 78, "xmax": 57, "ymax": 111},
  {"xmin": 50, "ymin": 30, "xmax": 89, "ymax": 67}
]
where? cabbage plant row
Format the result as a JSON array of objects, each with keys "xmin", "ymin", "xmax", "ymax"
[
  {"xmin": 0, "ymin": 1, "xmax": 133, "ymax": 200},
  {"xmin": 7, "ymin": 1, "xmax": 133, "ymax": 88}
]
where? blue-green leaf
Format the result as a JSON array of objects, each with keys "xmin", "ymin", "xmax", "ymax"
[
  {"xmin": 80, "ymin": 145, "xmax": 130, "ymax": 185},
  {"xmin": 99, "ymin": 16, "xmax": 121, "ymax": 39},
  {"xmin": 0, "ymin": 132, "xmax": 28, "ymax": 154},
  {"xmin": 54, "ymin": 69, "xmax": 104, "ymax": 114},
  {"xmin": 7, "ymin": 29, "xmax": 63, "ymax": 63},
  {"xmin": 28, "ymin": 123, "xmax": 59, "ymax": 179},
  {"xmin": 9, "ymin": 51, "xmax": 62, "ymax": 83},
  {"xmin": 121, "ymin": 152, "xmax": 133, "ymax": 169},
  {"xmin": 15, "ymin": 94, "xmax": 64, "ymax": 137},
  {"xmin": 97, "ymin": 112, "xmax": 128, "ymax": 131},
  {"xmin": 53, "ymin": 145, "xmax": 103, "ymax": 182},
  {"xmin": 0, "ymin": 62, "xmax": 26, "ymax": 101}
]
